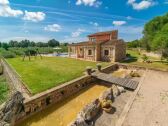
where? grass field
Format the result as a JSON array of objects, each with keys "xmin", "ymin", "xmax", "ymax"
[
  {"xmin": 121, "ymin": 49, "xmax": 168, "ymax": 71},
  {"xmin": 0, "ymin": 75, "xmax": 9, "ymax": 104},
  {"xmin": 7, "ymin": 57, "xmax": 110, "ymax": 94}
]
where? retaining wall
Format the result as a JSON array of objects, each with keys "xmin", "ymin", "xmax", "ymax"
[
  {"xmin": 1, "ymin": 58, "xmax": 31, "ymax": 98},
  {"xmin": 15, "ymin": 75, "xmax": 96, "ymax": 125}
]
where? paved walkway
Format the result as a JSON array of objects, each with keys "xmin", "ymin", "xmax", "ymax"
[{"xmin": 123, "ymin": 70, "xmax": 168, "ymax": 126}]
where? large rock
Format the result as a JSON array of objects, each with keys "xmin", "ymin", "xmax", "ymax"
[
  {"xmin": 99, "ymin": 88, "xmax": 114, "ymax": 102},
  {"xmin": 112, "ymin": 85, "xmax": 120, "ymax": 97},
  {"xmin": 70, "ymin": 99, "xmax": 101, "ymax": 126},
  {"xmin": 0, "ymin": 91, "xmax": 25, "ymax": 125},
  {"xmin": 117, "ymin": 86, "xmax": 126, "ymax": 93},
  {"xmin": 69, "ymin": 117, "xmax": 90, "ymax": 126},
  {"xmin": 79, "ymin": 99, "xmax": 101, "ymax": 121}
]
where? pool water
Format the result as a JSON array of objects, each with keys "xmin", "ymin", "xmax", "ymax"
[{"xmin": 18, "ymin": 84, "xmax": 108, "ymax": 126}]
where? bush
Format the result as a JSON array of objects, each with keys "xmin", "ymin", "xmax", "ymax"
[
  {"xmin": 130, "ymin": 71, "xmax": 141, "ymax": 77},
  {"xmin": 0, "ymin": 64, "xmax": 3, "ymax": 75},
  {"xmin": 142, "ymin": 54, "xmax": 149, "ymax": 62},
  {"xmin": 8, "ymin": 48, "xmax": 24, "ymax": 56},
  {"xmin": 1, "ymin": 51, "xmax": 16, "ymax": 58},
  {"xmin": 126, "ymin": 53, "xmax": 131, "ymax": 57}
]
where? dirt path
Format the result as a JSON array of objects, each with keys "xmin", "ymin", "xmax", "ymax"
[{"xmin": 123, "ymin": 70, "xmax": 168, "ymax": 126}]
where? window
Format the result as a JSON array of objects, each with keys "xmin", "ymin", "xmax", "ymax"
[
  {"xmin": 104, "ymin": 50, "xmax": 109, "ymax": 56},
  {"xmin": 88, "ymin": 50, "xmax": 92, "ymax": 56},
  {"xmin": 90, "ymin": 38, "xmax": 96, "ymax": 42}
]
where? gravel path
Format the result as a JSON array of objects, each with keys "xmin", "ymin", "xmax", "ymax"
[{"xmin": 123, "ymin": 70, "xmax": 168, "ymax": 126}]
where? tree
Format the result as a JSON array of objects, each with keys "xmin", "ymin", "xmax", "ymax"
[
  {"xmin": 20, "ymin": 39, "xmax": 30, "ymax": 48},
  {"xmin": 9, "ymin": 40, "xmax": 19, "ymax": 47},
  {"xmin": 36, "ymin": 42, "xmax": 48, "ymax": 47},
  {"xmin": 142, "ymin": 13, "xmax": 168, "ymax": 52},
  {"xmin": 127, "ymin": 40, "xmax": 141, "ymax": 48},
  {"xmin": 48, "ymin": 39, "xmax": 60, "ymax": 47},
  {"xmin": 30, "ymin": 41, "xmax": 36, "ymax": 47},
  {"xmin": 2, "ymin": 43, "xmax": 10, "ymax": 50}
]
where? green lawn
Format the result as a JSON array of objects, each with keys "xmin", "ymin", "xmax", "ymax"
[
  {"xmin": 7, "ymin": 57, "xmax": 109, "ymax": 94},
  {"xmin": 0, "ymin": 75, "xmax": 9, "ymax": 104},
  {"xmin": 121, "ymin": 49, "xmax": 168, "ymax": 71}
]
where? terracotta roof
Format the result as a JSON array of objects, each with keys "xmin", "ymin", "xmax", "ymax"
[
  {"xmin": 68, "ymin": 39, "xmax": 125, "ymax": 47},
  {"xmin": 102, "ymin": 39, "xmax": 125, "ymax": 45},
  {"xmin": 88, "ymin": 30, "xmax": 118, "ymax": 37},
  {"xmin": 68, "ymin": 40, "xmax": 108, "ymax": 46}
]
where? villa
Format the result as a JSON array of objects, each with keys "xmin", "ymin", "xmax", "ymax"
[{"xmin": 68, "ymin": 30, "xmax": 126, "ymax": 62}]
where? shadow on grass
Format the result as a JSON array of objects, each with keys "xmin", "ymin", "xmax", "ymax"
[
  {"xmin": 120, "ymin": 56, "xmax": 138, "ymax": 63},
  {"xmin": 154, "ymin": 60, "xmax": 168, "ymax": 65}
]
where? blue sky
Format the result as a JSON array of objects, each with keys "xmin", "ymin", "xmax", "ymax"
[{"xmin": 0, "ymin": 0, "xmax": 168, "ymax": 43}]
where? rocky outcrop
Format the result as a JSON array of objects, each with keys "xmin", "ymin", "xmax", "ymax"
[
  {"xmin": 0, "ymin": 91, "xmax": 25, "ymax": 126},
  {"xmin": 70, "ymin": 99, "xmax": 101, "ymax": 126},
  {"xmin": 70, "ymin": 85, "xmax": 126, "ymax": 126}
]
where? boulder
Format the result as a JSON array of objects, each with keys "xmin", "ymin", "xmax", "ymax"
[
  {"xmin": 79, "ymin": 99, "xmax": 101, "ymax": 121},
  {"xmin": 69, "ymin": 99, "xmax": 101, "ymax": 126},
  {"xmin": 117, "ymin": 86, "xmax": 126, "ymax": 93},
  {"xmin": 0, "ymin": 91, "xmax": 25, "ymax": 125},
  {"xmin": 69, "ymin": 117, "xmax": 90, "ymax": 126},
  {"xmin": 112, "ymin": 85, "xmax": 120, "ymax": 97},
  {"xmin": 101, "ymin": 100, "xmax": 113, "ymax": 113},
  {"xmin": 99, "ymin": 88, "xmax": 114, "ymax": 102}
]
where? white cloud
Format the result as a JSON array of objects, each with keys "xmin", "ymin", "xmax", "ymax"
[
  {"xmin": 0, "ymin": 0, "xmax": 23, "ymax": 17},
  {"xmin": 76, "ymin": 0, "xmax": 102, "ymax": 7},
  {"xmin": 127, "ymin": 0, "xmax": 157, "ymax": 10},
  {"xmin": 113, "ymin": 21, "xmax": 127, "ymax": 26},
  {"xmin": 72, "ymin": 28, "xmax": 85, "ymax": 37},
  {"xmin": 23, "ymin": 11, "xmax": 45, "ymax": 22},
  {"xmin": 0, "ymin": 0, "xmax": 9, "ymax": 5},
  {"xmin": 44, "ymin": 24, "xmax": 61, "ymax": 32},
  {"xmin": 90, "ymin": 22, "xmax": 99, "ymax": 27},
  {"xmin": 0, "ymin": 5, "xmax": 23, "ymax": 17}
]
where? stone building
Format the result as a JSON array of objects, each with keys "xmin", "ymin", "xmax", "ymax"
[{"xmin": 68, "ymin": 30, "xmax": 126, "ymax": 62}]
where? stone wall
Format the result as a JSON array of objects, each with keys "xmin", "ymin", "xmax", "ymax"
[
  {"xmin": 100, "ymin": 45, "xmax": 115, "ymax": 62},
  {"xmin": 14, "ymin": 75, "xmax": 96, "ymax": 125},
  {"xmin": 84, "ymin": 46, "xmax": 96, "ymax": 61},
  {"xmin": 114, "ymin": 41, "xmax": 126, "ymax": 62},
  {"xmin": 1, "ymin": 58, "xmax": 31, "ymax": 98},
  {"xmin": 101, "ymin": 64, "xmax": 119, "ymax": 73}
]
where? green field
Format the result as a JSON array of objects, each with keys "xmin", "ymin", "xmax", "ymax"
[
  {"xmin": 121, "ymin": 49, "xmax": 168, "ymax": 71},
  {"xmin": 0, "ymin": 75, "xmax": 9, "ymax": 104},
  {"xmin": 7, "ymin": 57, "xmax": 109, "ymax": 94}
]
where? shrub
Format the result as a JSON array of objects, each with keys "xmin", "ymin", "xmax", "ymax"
[
  {"xmin": 130, "ymin": 71, "xmax": 141, "ymax": 77},
  {"xmin": 126, "ymin": 53, "xmax": 131, "ymax": 57},
  {"xmin": 0, "ymin": 64, "xmax": 3, "ymax": 75},
  {"xmin": 142, "ymin": 54, "xmax": 149, "ymax": 62},
  {"xmin": 8, "ymin": 48, "xmax": 24, "ymax": 56},
  {"xmin": 1, "ymin": 51, "xmax": 16, "ymax": 58}
]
